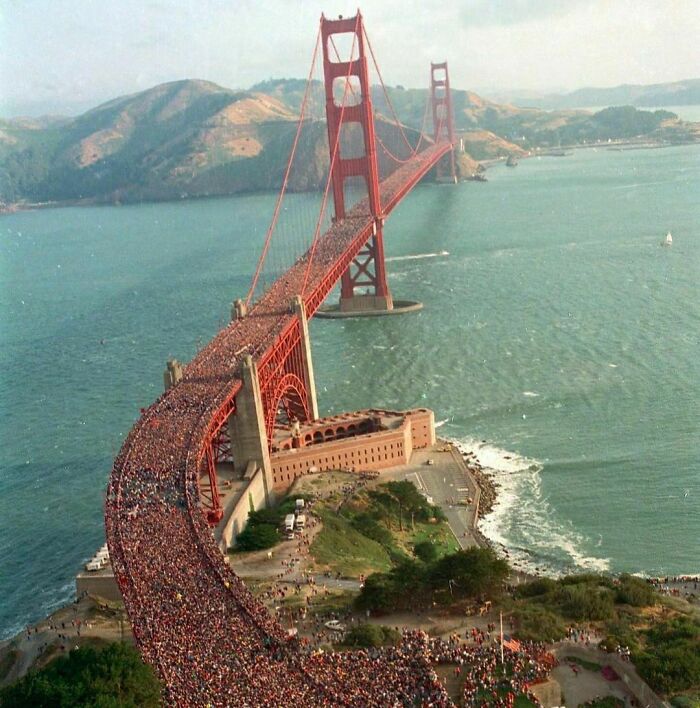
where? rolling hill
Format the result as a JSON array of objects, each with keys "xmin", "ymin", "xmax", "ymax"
[
  {"xmin": 1, "ymin": 78, "xmax": 697, "ymax": 209},
  {"xmin": 487, "ymin": 78, "xmax": 700, "ymax": 110}
]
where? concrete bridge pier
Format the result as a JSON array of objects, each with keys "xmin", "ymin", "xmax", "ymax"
[
  {"xmin": 163, "ymin": 359, "xmax": 183, "ymax": 390},
  {"xmin": 231, "ymin": 298, "xmax": 247, "ymax": 322},
  {"xmin": 293, "ymin": 295, "xmax": 319, "ymax": 420},
  {"xmin": 227, "ymin": 355, "xmax": 273, "ymax": 498}
]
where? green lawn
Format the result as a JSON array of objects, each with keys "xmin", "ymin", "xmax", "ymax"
[
  {"xmin": 411, "ymin": 522, "xmax": 460, "ymax": 557},
  {"xmin": 311, "ymin": 508, "xmax": 392, "ymax": 577}
]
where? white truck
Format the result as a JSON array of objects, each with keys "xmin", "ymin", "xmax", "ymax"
[
  {"xmin": 284, "ymin": 514, "xmax": 296, "ymax": 537},
  {"xmin": 295, "ymin": 498, "xmax": 305, "ymax": 511},
  {"xmin": 295, "ymin": 514, "xmax": 306, "ymax": 531}
]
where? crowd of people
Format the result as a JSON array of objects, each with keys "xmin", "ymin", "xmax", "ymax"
[
  {"xmin": 426, "ymin": 635, "xmax": 554, "ymax": 707},
  {"xmin": 647, "ymin": 575, "xmax": 699, "ymax": 599},
  {"xmin": 104, "ymin": 144, "xmax": 521, "ymax": 705}
]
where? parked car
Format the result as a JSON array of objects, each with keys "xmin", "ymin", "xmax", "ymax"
[{"xmin": 324, "ymin": 619, "xmax": 346, "ymax": 632}]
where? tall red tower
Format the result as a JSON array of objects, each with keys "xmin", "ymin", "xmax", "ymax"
[
  {"xmin": 430, "ymin": 61, "xmax": 457, "ymax": 183},
  {"xmin": 321, "ymin": 12, "xmax": 393, "ymax": 313}
]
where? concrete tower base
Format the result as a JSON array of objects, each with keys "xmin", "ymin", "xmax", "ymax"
[
  {"xmin": 316, "ymin": 298, "xmax": 423, "ymax": 319},
  {"xmin": 339, "ymin": 293, "xmax": 393, "ymax": 313}
]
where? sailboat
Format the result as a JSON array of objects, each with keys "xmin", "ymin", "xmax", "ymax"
[{"xmin": 661, "ymin": 231, "xmax": 673, "ymax": 247}]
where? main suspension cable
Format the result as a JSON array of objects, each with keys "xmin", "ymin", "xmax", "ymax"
[{"xmin": 246, "ymin": 23, "xmax": 322, "ymax": 308}]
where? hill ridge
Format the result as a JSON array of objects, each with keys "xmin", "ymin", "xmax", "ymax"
[{"xmin": 1, "ymin": 78, "xmax": 697, "ymax": 208}]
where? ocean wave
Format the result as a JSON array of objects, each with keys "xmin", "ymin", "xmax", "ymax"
[
  {"xmin": 385, "ymin": 251, "xmax": 449, "ymax": 262},
  {"xmin": 446, "ymin": 436, "xmax": 611, "ymax": 577},
  {"xmin": 1, "ymin": 580, "xmax": 76, "ymax": 642}
]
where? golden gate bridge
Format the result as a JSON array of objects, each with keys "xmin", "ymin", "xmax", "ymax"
[{"xmin": 106, "ymin": 11, "xmax": 459, "ymax": 704}]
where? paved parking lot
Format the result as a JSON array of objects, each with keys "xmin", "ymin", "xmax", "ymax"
[{"xmin": 383, "ymin": 445, "xmax": 482, "ymax": 548}]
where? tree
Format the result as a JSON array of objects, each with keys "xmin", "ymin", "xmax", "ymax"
[
  {"xmin": 235, "ymin": 523, "xmax": 279, "ymax": 551},
  {"xmin": 429, "ymin": 547, "xmax": 509, "ymax": 599},
  {"xmin": 355, "ymin": 573, "xmax": 397, "ymax": 613},
  {"xmin": 511, "ymin": 605, "xmax": 567, "ymax": 643},
  {"xmin": 247, "ymin": 507, "xmax": 282, "ymax": 527},
  {"xmin": 344, "ymin": 624, "xmax": 401, "ymax": 648},
  {"xmin": 555, "ymin": 584, "xmax": 615, "ymax": 621},
  {"xmin": 352, "ymin": 513, "xmax": 394, "ymax": 547},
  {"xmin": 413, "ymin": 540, "xmax": 439, "ymax": 564},
  {"xmin": 0, "ymin": 643, "xmax": 160, "ymax": 707}
]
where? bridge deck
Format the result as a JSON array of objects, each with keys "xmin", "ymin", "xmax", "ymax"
[{"xmin": 105, "ymin": 142, "xmax": 453, "ymax": 705}]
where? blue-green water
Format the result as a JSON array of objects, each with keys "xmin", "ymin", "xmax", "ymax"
[{"xmin": 1, "ymin": 145, "xmax": 699, "ymax": 640}]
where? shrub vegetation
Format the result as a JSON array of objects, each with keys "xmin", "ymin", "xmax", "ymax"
[
  {"xmin": 233, "ymin": 494, "xmax": 313, "ymax": 552},
  {"xmin": 0, "ymin": 643, "xmax": 160, "ymax": 707},
  {"xmin": 343, "ymin": 624, "xmax": 401, "ymax": 648},
  {"xmin": 633, "ymin": 616, "xmax": 700, "ymax": 694}
]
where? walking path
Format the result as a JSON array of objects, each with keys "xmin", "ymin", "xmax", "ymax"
[{"xmin": 552, "ymin": 643, "xmax": 670, "ymax": 708}]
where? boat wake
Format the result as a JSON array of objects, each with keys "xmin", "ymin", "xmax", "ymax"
[
  {"xmin": 448, "ymin": 436, "xmax": 611, "ymax": 577},
  {"xmin": 386, "ymin": 250, "xmax": 449, "ymax": 262}
]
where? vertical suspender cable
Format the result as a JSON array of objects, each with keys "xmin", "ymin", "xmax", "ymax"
[{"xmin": 246, "ymin": 23, "xmax": 322, "ymax": 308}]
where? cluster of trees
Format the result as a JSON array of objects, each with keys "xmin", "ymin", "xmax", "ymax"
[
  {"xmin": 359, "ymin": 481, "xmax": 444, "ymax": 528},
  {"xmin": 512, "ymin": 574, "xmax": 659, "ymax": 643},
  {"xmin": 356, "ymin": 546, "xmax": 509, "ymax": 613},
  {"xmin": 511, "ymin": 572, "xmax": 700, "ymax": 696},
  {"xmin": 0, "ymin": 643, "xmax": 160, "ymax": 707},
  {"xmin": 234, "ymin": 495, "xmax": 308, "ymax": 552}
]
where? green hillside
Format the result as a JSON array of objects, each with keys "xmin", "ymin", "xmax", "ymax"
[{"xmin": 1, "ymin": 78, "xmax": 698, "ymax": 209}]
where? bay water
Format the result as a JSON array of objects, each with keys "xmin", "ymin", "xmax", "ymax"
[{"xmin": 1, "ymin": 143, "xmax": 698, "ymax": 640}]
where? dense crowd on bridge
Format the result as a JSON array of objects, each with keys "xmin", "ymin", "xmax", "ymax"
[{"xmin": 105, "ymin": 143, "xmax": 495, "ymax": 705}]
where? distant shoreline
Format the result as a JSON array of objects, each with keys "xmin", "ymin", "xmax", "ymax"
[
  {"xmin": 3, "ymin": 138, "xmax": 700, "ymax": 216},
  {"xmin": 479, "ymin": 136, "xmax": 699, "ymax": 171}
]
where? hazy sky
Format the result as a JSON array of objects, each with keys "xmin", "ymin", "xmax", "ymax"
[{"xmin": 1, "ymin": 0, "xmax": 699, "ymax": 116}]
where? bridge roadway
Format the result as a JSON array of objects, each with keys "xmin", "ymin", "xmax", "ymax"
[{"xmin": 105, "ymin": 142, "xmax": 454, "ymax": 706}]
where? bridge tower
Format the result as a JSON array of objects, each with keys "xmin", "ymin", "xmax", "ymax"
[
  {"xmin": 430, "ymin": 61, "xmax": 457, "ymax": 183},
  {"xmin": 321, "ymin": 12, "xmax": 393, "ymax": 314}
]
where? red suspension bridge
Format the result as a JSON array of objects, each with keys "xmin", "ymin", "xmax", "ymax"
[{"xmin": 106, "ymin": 11, "xmax": 459, "ymax": 705}]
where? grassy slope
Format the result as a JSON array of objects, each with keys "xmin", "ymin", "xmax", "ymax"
[
  {"xmin": 310, "ymin": 482, "xmax": 457, "ymax": 578},
  {"xmin": 311, "ymin": 507, "xmax": 392, "ymax": 577}
]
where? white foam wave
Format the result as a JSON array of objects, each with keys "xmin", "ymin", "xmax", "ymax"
[
  {"xmin": 385, "ymin": 250, "xmax": 449, "ymax": 262},
  {"xmin": 435, "ymin": 418, "xmax": 449, "ymax": 428},
  {"xmin": 522, "ymin": 391, "xmax": 540, "ymax": 397},
  {"xmin": 447, "ymin": 436, "xmax": 611, "ymax": 576}
]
